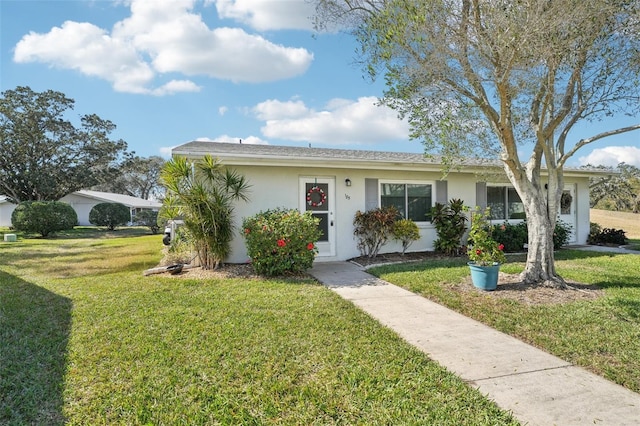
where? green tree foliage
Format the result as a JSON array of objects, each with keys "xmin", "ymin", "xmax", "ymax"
[
  {"xmin": 242, "ymin": 208, "xmax": 322, "ymax": 276},
  {"xmin": 430, "ymin": 198, "xmax": 467, "ymax": 256},
  {"xmin": 314, "ymin": 0, "xmax": 640, "ymax": 286},
  {"xmin": 589, "ymin": 163, "xmax": 640, "ymax": 213},
  {"xmin": 160, "ymin": 155, "xmax": 250, "ymax": 269},
  {"xmin": 353, "ymin": 206, "xmax": 398, "ymax": 258},
  {"xmin": 11, "ymin": 201, "xmax": 77, "ymax": 237},
  {"xmin": 135, "ymin": 209, "xmax": 160, "ymax": 234},
  {"xmin": 89, "ymin": 203, "xmax": 131, "ymax": 230},
  {"xmin": 92, "ymin": 155, "xmax": 165, "ymax": 200},
  {"xmin": 392, "ymin": 218, "xmax": 420, "ymax": 254},
  {"xmin": 0, "ymin": 86, "xmax": 129, "ymax": 203}
]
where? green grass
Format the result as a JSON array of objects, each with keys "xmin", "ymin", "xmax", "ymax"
[
  {"xmin": 369, "ymin": 250, "xmax": 640, "ymax": 394},
  {"xmin": 0, "ymin": 228, "xmax": 517, "ymax": 425},
  {"xmin": 626, "ymin": 238, "xmax": 640, "ymax": 251}
]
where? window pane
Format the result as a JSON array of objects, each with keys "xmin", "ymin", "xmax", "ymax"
[
  {"xmin": 407, "ymin": 184, "xmax": 432, "ymax": 221},
  {"xmin": 381, "ymin": 183, "xmax": 405, "ymax": 197},
  {"xmin": 487, "ymin": 187, "xmax": 506, "ymax": 220},
  {"xmin": 312, "ymin": 213, "xmax": 329, "ymax": 242},
  {"xmin": 381, "ymin": 183, "xmax": 406, "ymax": 217},
  {"xmin": 305, "ymin": 183, "xmax": 329, "ymax": 212},
  {"xmin": 507, "ymin": 188, "xmax": 525, "ymax": 219},
  {"xmin": 560, "ymin": 190, "xmax": 572, "ymax": 215}
]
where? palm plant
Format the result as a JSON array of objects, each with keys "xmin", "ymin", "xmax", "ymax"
[{"xmin": 160, "ymin": 155, "xmax": 250, "ymax": 269}]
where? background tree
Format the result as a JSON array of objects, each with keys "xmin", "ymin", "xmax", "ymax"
[
  {"xmin": 89, "ymin": 202, "xmax": 131, "ymax": 231},
  {"xmin": 0, "ymin": 86, "xmax": 128, "ymax": 203},
  {"xmin": 134, "ymin": 209, "xmax": 161, "ymax": 234},
  {"xmin": 160, "ymin": 155, "xmax": 250, "ymax": 269},
  {"xmin": 589, "ymin": 163, "xmax": 640, "ymax": 212},
  {"xmin": 315, "ymin": 0, "xmax": 640, "ymax": 286},
  {"xmin": 92, "ymin": 155, "xmax": 165, "ymax": 200}
]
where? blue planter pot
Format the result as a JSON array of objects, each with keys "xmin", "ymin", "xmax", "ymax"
[{"xmin": 468, "ymin": 262, "xmax": 500, "ymax": 291}]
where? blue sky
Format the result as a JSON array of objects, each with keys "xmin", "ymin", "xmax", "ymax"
[{"xmin": 1, "ymin": 0, "xmax": 639, "ymax": 167}]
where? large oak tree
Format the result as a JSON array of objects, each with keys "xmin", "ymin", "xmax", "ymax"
[
  {"xmin": 315, "ymin": 0, "xmax": 640, "ymax": 286},
  {"xmin": 0, "ymin": 86, "xmax": 128, "ymax": 202},
  {"xmin": 92, "ymin": 155, "xmax": 166, "ymax": 200}
]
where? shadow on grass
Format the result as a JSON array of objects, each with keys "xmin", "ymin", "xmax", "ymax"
[
  {"xmin": 0, "ymin": 226, "xmax": 156, "ymax": 241},
  {"xmin": 0, "ymin": 271, "xmax": 71, "ymax": 425},
  {"xmin": 369, "ymin": 248, "xmax": 639, "ymax": 288}
]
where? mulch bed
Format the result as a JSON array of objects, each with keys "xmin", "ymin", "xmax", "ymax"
[
  {"xmin": 156, "ymin": 251, "xmax": 604, "ymax": 305},
  {"xmin": 348, "ymin": 251, "xmax": 604, "ymax": 305}
]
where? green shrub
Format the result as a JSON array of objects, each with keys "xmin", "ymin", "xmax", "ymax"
[
  {"xmin": 488, "ymin": 220, "xmax": 571, "ymax": 252},
  {"xmin": 491, "ymin": 222, "xmax": 527, "ymax": 252},
  {"xmin": 431, "ymin": 198, "xmax": 467, "ymax": 256},
  {"xmin": 552, "ymin": 220, "xmax": 572, "ymax": 249},
  {"xmin": 353, "ymin": 206, "xmax": 398, "ymax": 258},
  {"xmin": 11, "ymin": 201, "xmax": 77, "ymax": 237},
  {"xmin": 89, "ymin": 202, "xmax": 130, "ymax": 230},
  {"xmin": 467, "ymin": 207, "xmax": 507, "ymax": 265},
  {"xmin": 161, "ymin": 155, "xmax": 250, "ymax": 270},
  {"xmin": 588, "ymin": 226, "xmax": 628, "ymax": 246},
  {"xmin": 392, "ymin": 219, "xmax": 420, "ymax": 254},
  {"xmin": 161, "ymin": 226, "xmax": 194, "ymax": 265},
  {"xmin": 242, "ymin": 208, "xmax": 321, "ymax": 276},
  {"xmin": 135, "ymin": 209, "xmax": 160, "ymax": 234},
  {"xmin": 587, "ymin": 222, "xmax": 602, "ymax": 244}
]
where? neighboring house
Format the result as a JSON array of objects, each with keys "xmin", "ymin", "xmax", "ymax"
[
  {"xmin": 0, "ymin": 191, "xmax": 161, "ymax": 227},
  {"xmin": 0, "ymin": 196, "xmax": 16, "ymax": 228},
  {"xmin": 172, "ymin": 141, "xmax": 610, "ymax": 263},
  {"xmin": 60, "ymin": 190, "xmax": 161, "ymax": 226}
]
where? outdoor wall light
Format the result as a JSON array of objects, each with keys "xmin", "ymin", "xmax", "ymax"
[{"xmin": 345, "ymin": 178, "xmax": 352, "ymax": 187}]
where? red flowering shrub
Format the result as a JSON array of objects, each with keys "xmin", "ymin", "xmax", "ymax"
[
  {"xmin": 242, "ymin": 208, "xmax": 321, "ymax": 276},
  {"xmin": 467, "ymin": 207, "xmax": 507, "ymax": 265}
]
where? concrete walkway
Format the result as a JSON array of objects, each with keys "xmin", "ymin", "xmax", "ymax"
[{"xmin": 309, "ymin": 261, "xmax": 640, "ymax": 426}]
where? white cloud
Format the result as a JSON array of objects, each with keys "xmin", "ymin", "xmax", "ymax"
[
  {"xmin": 13, "ymin": 0, "xmax": 313, "ymax": 94},
  {"xmin": 578, "ymin": 146, "xmax": 640, "ymax": 167},
  {"xmin": 159, "ymin": 146, "xmax": 175, "ymax": 157},
  {"xmin": 151, "ymin": 80, "xmax": 202, "ymax": 96},
  {"xmin": 192, "ymin": 135, "xmax": 268, "ymax": 144},
  {"xmin": 14, "ymin": 21, "xmax": 156, "ymax": 94},
  {"xmin": 209, "ymin": 134, "xmax": 269, "ymax": 144},
  {"xmin": 218, "ymin": 106, "xmax": 228, "ymax": 116},
  {"xmin": 213, "ymin": 0, "xmax": 315, "ymax": 31},
  {"xmin": 254, "ymin": 96, "xmax": 409, "ymax": 145},
  {"xmin": 253, "ymin": 99, "xmax": 309, "ymax": 120}
]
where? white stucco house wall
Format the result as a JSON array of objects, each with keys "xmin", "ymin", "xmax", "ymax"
[
  {"xmin": 0, "ymin": 196, "xmax": 17, "ymax": 228},
  {"xmin": 172, "ymin": 141, "xmax": 609, "ymax": 264},
  {"xmin": 0, "ymin": 191, "xmax": 161, "ymax": 227}
]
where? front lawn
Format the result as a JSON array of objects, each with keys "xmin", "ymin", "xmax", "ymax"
[
  {"xmin": 368, "ymin": 250, "xmax": 640, "ymax": 394},
  {"xmin": 0, "ymin": 228, "xmax": 517, "ymax": 425}
]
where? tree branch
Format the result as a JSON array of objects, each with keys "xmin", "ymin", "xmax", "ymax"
[{"xmin": 560, "ymin": 124, "xmax": 640, "ymax": 167}]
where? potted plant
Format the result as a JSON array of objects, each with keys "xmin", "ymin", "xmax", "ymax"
[{"xmin": 467, "ymin": 207, "xmax": 507, "ymax": 291}]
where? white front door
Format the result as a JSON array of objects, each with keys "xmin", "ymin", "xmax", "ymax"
[
  {"xmin": 558, "ymin": 184, "xmax": 577, "ymax": 244},
  {"xmin": 300, "ymin": 177, "xmax": 336, "ymax": 257}
]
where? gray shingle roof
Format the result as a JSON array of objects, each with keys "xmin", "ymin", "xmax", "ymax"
[
  {"xmin": 172, "ymin": 141, "xmax": 496, "ymax": 167},
  {"xmin": 75, "ymin": 190, "xmax": 161, "ymax": 208},
  {"xmin": 171, "ymin": 141, "xmax": 613, "ymax": 176}
]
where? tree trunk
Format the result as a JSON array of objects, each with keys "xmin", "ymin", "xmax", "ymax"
[
  {"xmin": 520, "ymin": 198, "xmax": 563, "ymax": 286},
  {"xmin": 506, "ymin": 166, "xmax": 567, "ymax": 288}
]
